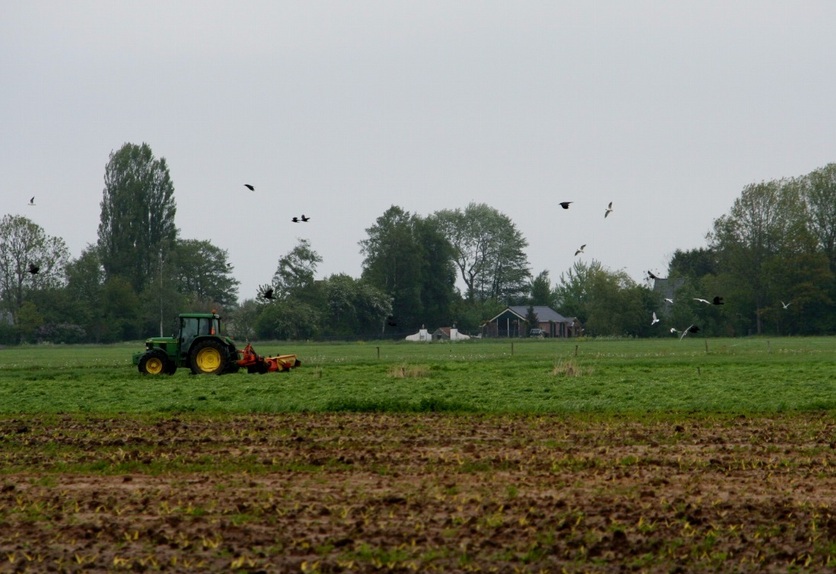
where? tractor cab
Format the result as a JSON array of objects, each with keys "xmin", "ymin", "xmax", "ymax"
[{"xmin": 178, "ymin": 314, "xmax": 221, "ymax": 355}]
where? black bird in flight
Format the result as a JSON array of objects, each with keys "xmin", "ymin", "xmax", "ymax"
[
  {"xmin": 28, "ymin": 196, "xmax": 35, "ymax": 206},
  {"xmin": 712, "ymin": 296, "xmax": 724, "ymax": 305},
  {"xmin": 291, "ymin": 217, "xmax": 299, "ymax": 223},
  {"xmin": 244, "ymin": 184, "xmax": 254, "ymax": 191},
  {"xmin": 300, "ymin": 214, "xmax": 310, "ymax": 222},
  {"xmin": 258, "ymin": 286, "xmax": 274, "ymax": 300},
  {"xmin": 28, "ymin": 263, "xmax": 40, "ymax": 275},
  {"xmin": 647, "ymin": 270, "xmax": 665, "ymax": 280},
  {"xmin": 604, "ymin": 201, "xmax": 613, "ymax": 218},
  {"xmin": 559, "ymin": 201, "xmax": 573, "ymax": 210}
]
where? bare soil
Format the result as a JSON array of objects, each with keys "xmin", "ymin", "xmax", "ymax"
[{"xmin": 1, "ymin": 413, "xmax": 835, "ymax": 572}]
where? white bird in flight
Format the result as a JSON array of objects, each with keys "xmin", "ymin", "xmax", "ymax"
[
  {"xmin": 671, "ymin": 325, "xmax": 700, "ymax": 341},
  {"xmin": 693, "ymin": 298, "xmax": 711, "ymax": 305},
  {"xmin": 574, "ymin": 244, "xmax": 586, "ymax": 256},
  {"xmin": 781, "ymin": 300, "xmax": 791, "ymax": 309},
  {"xmin": 651, "ymin": 312, "xmax": 660, "ymax": 325}
]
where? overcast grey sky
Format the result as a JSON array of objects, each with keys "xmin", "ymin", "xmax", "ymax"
[{"xmin": 3, "ymin": 1, "xmax": 835, "ymax": 303}]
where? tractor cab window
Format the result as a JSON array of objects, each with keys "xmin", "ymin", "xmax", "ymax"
[
  {"xmin": 197, "ymin": 318, "xmax": 211, "ymax": 336},
  {"xmin": 180, "ymin": 318, "xmax": 199, "ymax": 349}
]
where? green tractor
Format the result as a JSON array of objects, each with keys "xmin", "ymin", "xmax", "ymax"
[
  {"xmin": 133, "ymin": 312, "xmax": 301, "ymax": 376},
  {"xmin": 133, "ymin": 312, "xmax": 242, "ymax": 375}
]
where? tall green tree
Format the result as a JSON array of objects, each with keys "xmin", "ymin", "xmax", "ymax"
[
  {"xmin": 100, "ymin": 276, "xmax": 141, "ymax": 342},
  {"xmin": 320, "ymin": 274, "xmax": 392, "ymax": 339},
  {"xmin": 529, "ymin": 270, "xmax": 553, "ymax": 306},
  {"xmin": 803, "ymin": 164, "xmax": 836, "ymax": 274},
  {"xmin": 554, "ymin": 259, "xmax": 650, "ymax": 337},
  {"xmin": 709, "ymin": 178, "xmax": 813, "ymax": 334},
  {"xmin": 0, "ymin": 215, "xmax": 70, "ymax": 324},
  {"xmin": 171, "ymin": 239, "xmax": 239, "ymax": 307},
  {"xmin": 65, "ymin": 245, "xmax": 106, "ymax": 342},
  {"xmin": 360, "ymin": 206, "xmax": 456, "ymax": 331},
  {"xmin": 433, "ymin": 203, "xmax": 530, "ymax": 303},
  {"xmin": 271, "ymin": 238, "xmax": 322, "ymax": 303},
  {"xmin": 97, "ymin": 142, "xmax": 177, "ymax": 293}
]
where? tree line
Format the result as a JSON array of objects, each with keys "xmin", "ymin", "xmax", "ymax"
[{"xmin": 0, "ymin": 142, "xmax": 833, "ymax": 344}]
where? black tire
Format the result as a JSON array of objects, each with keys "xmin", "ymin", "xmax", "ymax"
[
  {"xmin": 189, "ymin": 339, "xmax": 228, "ymax": 375},
  {"xmin": 138, "ymin": 349, "xmax": 171, "ymax": 376}
]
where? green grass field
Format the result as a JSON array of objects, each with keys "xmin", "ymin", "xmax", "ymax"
[{"xmin": 0, "ymin": 337, "xmax": 833, "ymax": 414}]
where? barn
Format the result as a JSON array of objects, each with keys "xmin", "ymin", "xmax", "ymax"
[{"xmin": 484, "ymin": 306, "xmax": 579, "ymax": 338}]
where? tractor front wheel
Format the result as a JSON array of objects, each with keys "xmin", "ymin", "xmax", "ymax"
[
  {"xmin": 138, "ymin": 350, "xmax": 172, "ymax": 376},
  {"xmin": 189, "ymin": 339, "xmax": 228, "ymax": 375}
]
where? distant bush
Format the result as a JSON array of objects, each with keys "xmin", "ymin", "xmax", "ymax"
[
  {"xmin": 0, "ymin": 323, "xmax": 15, "ymax": 345},
  {"xmin": 35, "ymin": 323, "xmax": 87, "ymax": 344}
]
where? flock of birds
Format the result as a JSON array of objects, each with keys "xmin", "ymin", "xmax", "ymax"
[
  {"xmin": 248, "ymin": 184, "xmax": 312, "ymax": 301},
  {"xmin": 563, "ymin": 200, "xmax": 614, "ymax": 258},
  {"xmin": 246, "ymin": 185, "xmax": 309, "ymax": 224},
  {"xmin": 561, "ymin": 198, "xmax": 738, "ymax": 340}
]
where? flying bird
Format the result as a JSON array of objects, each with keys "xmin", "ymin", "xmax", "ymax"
[
  {"xmin": 651, "ymin": 312, "xmax": 660, "ymax": 326},
  {"xmin": 680, "ymin": 324, "xmax": 700, "ymax": 340},
  {"xmin": 693, "ymin": 298, "xmax": 711, "ymax": 305},
  {"xmin": 258, "ymin": 286, "xmax": 275, "ymax": 300},
  {"xmin": 291, "ymin": 217, "xmax": 299, "ymax": 223},
  {"xmin": 387, "ymin": 316, "xmax": 397, "ymax": 327},
  {"xmin": 673, "ymin": 324, "xmax": 700, "ymax": 340},
  {"xmin": 647, "ymin": 270, "xmax": 665, "ymax": 280},
  {"xmin": 244, "ymin": 184, "xmax": 254, "ymax": 191},
  {"xmin": 574, "ymin": 244, "xmax": 586, "ymax": 256},
  {"xmin": 300, "ymin": 214, "xmax": 310, "ymax": 222},
  {"xmin": 28, "ymin": 196, "xmax": 35, "ymax": 206},
  {"xmin": 27, "ymin": 263, "xmax": 40, "ymax": 275},
  {"xmin": 781, "ymin": 300, "xmax": 792, "ymax": 309},
  {"xmin": 559, "ymin": 201, "xmax": 573, "ymax": 210},
  {"xmin": 604, "ymin": 202, "xmax": 613, "ymax": 218},
  {"xmin": 664, "ymin": 298, "xmax": 674, "ymax": 304},
  {"xmin": 712, "ymin": 296, "xmax": 724, "ymax": 305}
]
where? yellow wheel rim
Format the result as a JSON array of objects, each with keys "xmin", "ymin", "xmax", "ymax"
[
  {"xmin": 196, "ymin": 347, "xmax": 222, "ymax": 372},
  {"xmin": 146, "ymin": 357, "xmax": 164, "ymax": 375}
]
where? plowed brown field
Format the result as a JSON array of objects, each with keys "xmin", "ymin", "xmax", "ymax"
[{"xmin": 1, "ymin": 413, "xmax": 835, "ymax": 572}]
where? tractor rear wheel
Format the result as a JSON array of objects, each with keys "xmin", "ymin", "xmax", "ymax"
[
  {"xmin": 138, "ymin": 350, "xmax": 171, "ymax": 376},
  {"xmin": 189, "ymin": 339, "xmax": 228, "ymax": 375}
]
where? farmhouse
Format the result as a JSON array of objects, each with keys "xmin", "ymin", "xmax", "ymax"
[{"xmin": 484, "ymin": 306, "xmax": 579, "ymax": 338}]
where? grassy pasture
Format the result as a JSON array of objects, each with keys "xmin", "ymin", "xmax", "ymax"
[
  {"xmin": 2, "ymin": 338, "xmax": 835, "ymax": 572},
  {"xmin": 0, "ymin": 336, "xmax": 833, "ymax": 414}
]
